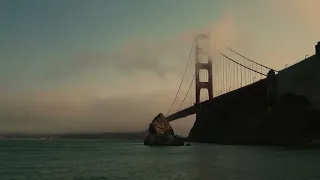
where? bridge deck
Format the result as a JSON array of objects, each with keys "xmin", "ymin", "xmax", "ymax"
[{"xmin": 166, "ymin": 79, "xmax": 267, "ymax": 122}]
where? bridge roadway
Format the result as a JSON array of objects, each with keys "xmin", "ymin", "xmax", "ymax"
[{"xmin": 166, "ymin": 78, "xmax": 268, "ymax": 122}]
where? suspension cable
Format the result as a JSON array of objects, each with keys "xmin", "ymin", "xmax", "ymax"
[
  {"xmin": 166, "ymin": 46, "xmax": 193, "ymax": 116},
  {"xmin": 224, "ymin": 45, "xmax": 278, "ymax": 72},
  {"xmin": 178, "ymin": 74, "xmax": 195, "ymax": 111},
  {"xmin": 177, "ymin": 55, "xmax": 202, "ymax": 111},
  {"xmin": 220, "ymin": 52, "xmax": 267, "ymax": 76}
]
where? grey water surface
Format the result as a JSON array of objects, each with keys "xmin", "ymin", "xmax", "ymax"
[{"xmin": 1, "ymin": 140, "xmax": 320, "ymax": 180}]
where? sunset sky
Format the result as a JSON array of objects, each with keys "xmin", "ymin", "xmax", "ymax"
[{"xmin": 1, "ymin": 0, "xmax": 319, "ymax": 135}]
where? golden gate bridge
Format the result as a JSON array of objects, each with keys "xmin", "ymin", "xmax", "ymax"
[{"xmin": 165, "ymin": 34, "xmax": 278, "ymax": 121}]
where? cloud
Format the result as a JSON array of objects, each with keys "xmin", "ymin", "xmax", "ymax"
[
  {"xmin": 0, "ymin": 87, "xmax": 197, "ymax": 135},
  {"xmin": 44, "ymin": 36, "xmax": 193, "ymax": 81},
  {"xmin": 2, "ymin": 8, "xmax": 246, "ymax": 135},
  {"xmin": 44, "ymin": 8, "xmax": 248, "ymax": 82},
  {"xmin": 208, "ymin": 9, "xmax": 247, "ymax": 51},
  {"xmin": 0, "ymin": 90, "xmax": 172, "ymax": 133},
  {"xmin": 268, "ymin": 0, "xmax": 320, "ymax": 30}
]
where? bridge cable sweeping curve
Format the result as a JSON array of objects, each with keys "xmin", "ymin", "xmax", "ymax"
[
  {"xmin": 177, "ymin": 55, "xmax": 203, "ymax": 111},
  {"xmin": 224, "ymin": 45, "xmax": 278, "ymax": 72},
  {"xmin": 220, "ymin": 52, "xmax": 267, "ymax": 76},
  {"xmin": 167, "ymin": 46, "xmax": 274, "ymax": 117},
  {"xmin": 178, "ymin": 74, "xmax": 195, "ymax": 111},
  {"xmin": 166, "ymin": 45, "xmax": 194, "ymax": 116}
]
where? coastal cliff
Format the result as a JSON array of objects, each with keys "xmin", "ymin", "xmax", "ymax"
[{"xmin": 188, "ymin": 90, "xmax": 320, "ymax": 146}]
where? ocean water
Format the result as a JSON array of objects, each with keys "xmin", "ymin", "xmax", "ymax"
[{"xmin": 1, "ymin": 140, "xmax": 320, "ymax": 180}]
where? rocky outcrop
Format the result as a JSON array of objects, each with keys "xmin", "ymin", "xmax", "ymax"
[{"xmin": 144, "ymin": 113, "xmax": 184, "ymax": 146}]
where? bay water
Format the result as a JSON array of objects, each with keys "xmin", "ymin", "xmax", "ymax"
[{"xmin": 1, "ymin": 140, "xmax": 320, "ymax": 180}]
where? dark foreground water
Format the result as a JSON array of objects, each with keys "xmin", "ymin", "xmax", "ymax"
[{"xmin": 1, "ymin": 140, "xmax": 320, "ymax": 180}]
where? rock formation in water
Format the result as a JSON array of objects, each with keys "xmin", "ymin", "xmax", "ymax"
[{"xmin": 144, "ymin": 113, "xmax": 184, "ymax": 146}]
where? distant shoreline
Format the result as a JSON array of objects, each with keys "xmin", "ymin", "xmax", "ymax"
[{"xmin": 0, "ymin": 132, "xmax": 146, "ymax": 140}]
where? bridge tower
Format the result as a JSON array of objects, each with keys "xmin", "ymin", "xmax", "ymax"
[
  {"xmin": 195, "ymin": 34, "xmax": 213, "ymax": 104},
  {"xmin": 316, "ymin": 41, "xmax": 319, "ymax": 56}
]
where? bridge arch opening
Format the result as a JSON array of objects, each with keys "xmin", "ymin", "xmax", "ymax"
[
  {"xmin": 199, "ymin": 54, "xmax": 210, "ymax": 63},
  {"xmin": 169, "ymin": 114, "xmax": 196, "ymax": 137},
  {"xmin": 200, "ymin": 88, "xmax": 210, "ymax": 102},
  {"xmin": 199, "ymin": 69, "xmax": 209, "ymax": 82}
]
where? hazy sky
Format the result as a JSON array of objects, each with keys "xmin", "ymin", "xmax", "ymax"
[{"xmin": 1, "ymin": 0, "xmax": 319, "ymax": 135}]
